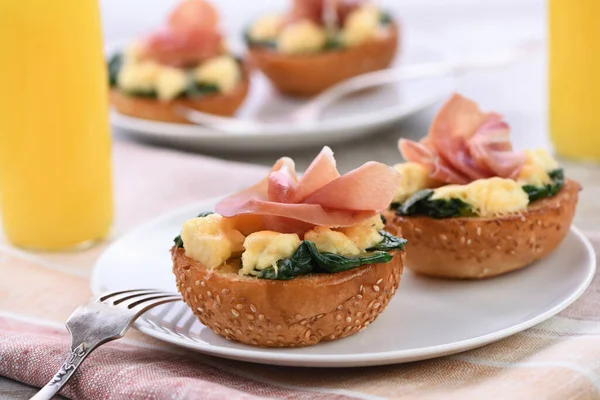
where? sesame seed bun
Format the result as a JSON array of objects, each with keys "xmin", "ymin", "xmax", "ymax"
[
  {"xmin": 384, "ymin": 179, "xmax": 581, "ymax": 279},
  {"xmin": 247, "ymin": 24, "xmax": 399, "ymax": 96},
  {"xmin": 109, "ymin": 68, "xmax": 250, "ymax": 123},
  {"xmin": 172, "ymin": 247, "xmax": 404, "ymax": 347}
]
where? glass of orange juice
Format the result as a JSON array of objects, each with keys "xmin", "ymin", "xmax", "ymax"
[
  {"xmin": 0, "ymin": 0, "xmax": 113, "ymax": 250},
  {"xmin": 548, "ymin": 0, "xmax": 600, "ymax": 161}
]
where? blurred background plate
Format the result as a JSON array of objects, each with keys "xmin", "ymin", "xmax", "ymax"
[{"xmin": 108, "ymin": 36, "xmax": 457, "ymax": 152}]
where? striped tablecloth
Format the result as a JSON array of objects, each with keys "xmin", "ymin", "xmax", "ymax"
[{"xmin": 1, "ymin": 140, "xmax": 599, "ymax": 400}]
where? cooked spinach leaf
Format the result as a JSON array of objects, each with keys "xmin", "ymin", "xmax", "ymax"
[
  {"xmin": 255, "ymin": 232, "xmax": 403, "ymax": 280},
  {"xmin": 173, "ymin": 211, "xmax": 214, "ymax": 249},
  {"xmin": 324, "ymin": 35, "xmax": 345, "ymax": 50},
  {"xmin": 255, "ymin": 241, "xmax": 313, "ymax": 280},
  {"xmin": 368, "ymin": 230, "xmax": 407, "ymax": 251},
  {"xmin": 244, "ymin": 30, "xmax": 277, "ymax": 49},
  {"xmin": 304, "ymin": 241, "xmax": 392, "ymax": 273},
  {"xmin": 396, "ymin": 189, "xmax": 474, "ymax": 219},
  {"xmin": 379, "ymin": 11, "xmax": 394, "ymax": 26},
  {"xmin": 107, "ymin": 52, "xmax": 123, "ymax": 87},
  {"xmin": 184, "ymin": 80, "xmax": 220, "ymax": 97},
  {"xmin": 522, "ymin": 168, "xmax": 564, "ymax": 202}
]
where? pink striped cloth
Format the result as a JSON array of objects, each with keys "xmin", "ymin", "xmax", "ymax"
[{"xmin": 1, "ymin": 140, "xmax": 600, "ymax": 400}]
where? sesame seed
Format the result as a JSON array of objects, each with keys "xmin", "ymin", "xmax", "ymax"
[
  {"xmin": 200, "ymin": 281, "xmax": 206, "ymax": 287},
  {"xmin": 373, "ymin": 303, "xmax": 381, "ymax": 309},
  {"xmin": 195, "ymin": 280, "xmax": 200, "ymax": 286},
  {"xmin": 258, "ymin": 314, "xmax": 265, "ymax": 320},
  {"xmin": 476, "ymin": 227, "xmax": 482, "ymax": 235},
  {"xmin": 521, "ymin": 216, "xmax": 527, "ymax": 222},
  {"xmin": 295, "ymin": 314, "xmax": 302, "ymax": 320},
  {"xmin": 266, "ymin": 340, "xmax": 273, "ymax": 345},
  {"xmin": 345, "ymin": 317, "xmax": 352, "ymax": 323},
  {"xmin": 207, "ymin": 291, "xmax": 212, "ymax": 299},
  {"xmin": 344, "ymin": 326, "xmax": 352, "ymax": 332},
  {"xmin": 246, "ymin": 314, "xmax": 255, "ymax": 320},
  {"xmin": 359, "ymin": 285, "xmax": 364, "ymax": 293},
  {"xmin": 277, "ymin": 335, "xmax": 285, "ymax": 341},
  {"xmin": 276, "ymin": 324, "xmax": 282, "ymax": 330},
  {"xmin": 300, "ymin": 320, "xmax": 308, "ymax": 326},
  {"xmin": 376, "ymin": 278, "xmax": 383, "ymax": 285},
  {"xmin": 356, "ymin": 294, "xmax": 363, "ymax": 300},
  {"xmin": 329, "ymin": 334, "xmax": 336, "ymax": 339},
  {"xmin": 356, "ymin": 312, "xmax": 363, "ymax": 317},
  {"xmin": 231, "ymin": 309, "xmax": 240, "ymax": 317},
  {"xmin": 415, "ymin": 228, "xmax": 423, "ymax": 234},
  {"xmin": 373, "ymin": 285, "xmax": 380, "ymax": 292},
  {"xmin": 186, "ymin": 287, "xmax": 192, "ymax": 293},
  {"xmin": 224, "ymin": 328, "xmax": 233, "ymax": 335},
  {"xmin": 337, "ymin": 305, "xmax": 343, "ymax": 310},
  {"xmin": 439, "ymin": 234, "xmax": 448, "ymax": 241},
  {"xmin": 336, "ymin": 315, "xmax": 342, "ymax": 321},
  {"xmin": 305, "ymin": 330, "xmax": 312, "ymax": 339},
  {"xmin": 197, "ymin": 307, "xmax": 203, "ymax": 313},
  {"xmin": 368, "ymin": 300, "xmax": 375, "ymax": 308},
  {"xmin": 236, "ymin": 304, "xmax": 244, "ymax": 310},
  {"xmin": 466, "ymin": 239, "xmax": 472, "ymax": 246},
  {"xmin": 222, "ymin": 288, "xmax": 230, "ymax": 295},
  {"xmin": 316, "ymin": 314, "xmax": 324, "ymax": 319},
  {"xmin": 216, "ymin": 295, "xmax": 221, "ymax": 304},
  {"xmin": 251, "ymin": 340, "xmax": 258, "ymax": 345},
  {"xmin": 317, "ymin": 329, "xmax": 324, "ymax": 336},
  {"xmin": 250, "ymin": 304, "xmax": 257, "ymax": 313},
  {"xmin": 236, "ymin": 329, "xmax": 242, "ymax": 335}
]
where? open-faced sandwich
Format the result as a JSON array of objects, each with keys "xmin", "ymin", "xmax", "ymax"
[
  {"xmin": 108, "ymin": 0, "xmax": 249, "ymax": 122},
  {"xmin": 245, "ymin": 0, "xmax": 398, "ymax": 96},
  {"xmin": 385, "ymin": 93, "xmax": 580, "ymax": 279},
  {"xmin": 172, "ymin": 147, "xmax": 406, "ymax": 347}
]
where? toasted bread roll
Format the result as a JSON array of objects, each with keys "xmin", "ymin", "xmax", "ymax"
[
  {"xmin": 247, "ymin": 24, "xmax": 398, "ymax": 96},
  {"xmin": 172, "ymin": 247, "xmax": 404, "ymax": 347},
  {"xmin": 385, "ymin": 179, "xmax": 580, "ymax": 279}
]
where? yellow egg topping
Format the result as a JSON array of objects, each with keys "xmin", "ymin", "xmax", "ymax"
[
  {"xmin": 432, "ymin": 177, "xmax": 530, "ymax": 217},
  {"xmin": 337, "ymin": 215, "xmax": 384, "ymax": 250},
  {"xmin": 241, "ymin": 231, "xmax": 301, "ymax": 275},
  {"xmin": 304, "ymin": 226, "xmax": 361, "ymax": 256},
  {"xmin": 180, "ymin": 214, "xmax": 245, "ymax": 269},
  {"xmin": 392, "ymin": 162, "xmax": 440, "ymax": 204},
  {"xmin": 248, "ymin": 14, "xmax": 283, "ymax": 42},
  {"xmin": 342, "ymin": 4, "xmax": 382, "ymax": 47},
  {"xmin": 517, "ymin": 149, "xmax": 560, "ymax": 186},
  {"xmin": 194, "ymin": 55, "xmax": 241, "ymax": 93},
  {"xmin": 277, "ymin": 20, "xmax": 327, "ymax": 54}
]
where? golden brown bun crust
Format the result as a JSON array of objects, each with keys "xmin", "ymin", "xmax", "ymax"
[
  {"xmin": 247, "ymin": 24, "xmax": 399, "ymax": 96},
  {"xmin": 172, "ymin": 248, "xmax": 404, "ymax": 347},
  {"xmin": 110, "ymin": 69, "xmax": 250, "ymax": 123},
  {"xmin": 384, "ymin": 179, "xmax": 581, "ymax": 279}
]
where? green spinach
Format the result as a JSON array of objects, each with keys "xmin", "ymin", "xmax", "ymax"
[
  {"xmin": 396, "ymin": 189, "xmax": 474, "ymax": 219},
  {"xmin": 255, "ymin": 241, "xmax": 314, "ymax": 280},
  {"xmin": 107, "ymin": 52, "xmax": 123, "ymax": 87},
  {"xmin": 522, "ymin": 168, "xmax": 564, "ymax": 202},
  {"xmin": 304, "ymin": 241, "xmax": 392, "ymax": 273},
  {"xmin": 173, "ymin": 211, "xmax": 214, "ymax": 249},
  {"xmin": 368, "ymin": 230, "xmax": 407, "ymax": 251}
]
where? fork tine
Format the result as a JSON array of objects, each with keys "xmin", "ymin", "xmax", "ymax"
[
  {"xmin": 126, "ymin": 294, "xmax": 181, "ymax": 310},
  {"xmin": 98, "ymin": 289, "xmax": 161, "ymax": 302}
]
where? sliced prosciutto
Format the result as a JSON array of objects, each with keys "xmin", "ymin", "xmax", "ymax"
[
  {"xmin": 399, "ymin": 93, "xmax": 526, "ymax": 184},
  {"xmin": 139, "ymin": 0, "xmax": 222, "ymax": 67},
  {"xmin": 286, "ymin": 0, "xmax": 363, "ymax": 26},
  {"xmin": 216, "ymin": 146, "xmax": 401, "ymax": 234}
]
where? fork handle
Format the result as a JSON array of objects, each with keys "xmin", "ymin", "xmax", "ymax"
[{"xmin": 30, "ymin": 342, "xmax": 96, "ymax": 400}]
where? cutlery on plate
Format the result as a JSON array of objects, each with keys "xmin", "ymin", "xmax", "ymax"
[
  {"xmin": 176, "ymin": 38, "xmax": 542, "ymax": 133},
  {"xmin": 30, "ymin": 289, "xmax": 181, "ymax": 400}
]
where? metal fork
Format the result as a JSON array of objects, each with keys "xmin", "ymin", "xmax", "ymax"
[{"xmin": 30, "ymin": 289, "xmax": 181, "ymax": 400}]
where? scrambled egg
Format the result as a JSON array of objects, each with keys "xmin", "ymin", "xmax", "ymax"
[
  {"xmin": 241, "ymin": 231, "xmax": 301, "ymax": 275},
  {"xmin": 117, "ymin": 61, "xmax": 161, "ymax": 93},
  {"xmin": 278, "ymin": 20, "xmax": 327, "ymax": 54},
  {"xmin": 181, "ymin": 214, "xmax": 245, "ymax": 269},
  {"xmin": 304, "ymin": 226, "xmax": 361, "ymax": 256},
  {"xmin": 392, "ymin": 162, "xmax": 440, "ymax": 204},
  {"xmin": 342, "ymin": 4, "xmax": 381, "ymax": 47},
  {"xmin": 155, "ymin": 67, "xmax": 188, "ymax": 101},
  {"xmin": 249, "ymin": 14, "xmax": 283, "ymax": 41},
  {"xmin": 337, "ymin": 215, "xmax": 383, "ymax": 250},
  {"xmin": 194, "ymin": 55, "xmax": 241, "ymax": 93},
  {"xmin": 432, "ymin": 177, "xmax": 529, "ymax": 217},
  {"xmin": 517, "ymin": 149, "xmax": 560, "ymax": 186}
]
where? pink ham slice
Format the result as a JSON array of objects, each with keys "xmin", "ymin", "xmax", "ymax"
[
  {"xmin": 398, "ymin": 93, "xmax": 525, "ymax": 184},
  {"xmin": 216, "ymin": 146, "xmax": 401, "ymax": 231},
  {"xmin": 286, "ymin": 0, "xmax": 363, "ymax": 26},
  {"xmin": 139, "ymin": 0, "xmax": 222, "ymax": 67}
]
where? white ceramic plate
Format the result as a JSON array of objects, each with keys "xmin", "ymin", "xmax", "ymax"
[
  {"xmin": 108, "ymin": 37, "xmax": 457, "ymax": 152},
  {"xmin": 91, "ymin": 197, "xmax": 595, "ymax": 367}
]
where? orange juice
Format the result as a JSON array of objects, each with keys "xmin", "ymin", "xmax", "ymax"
[
  {"xmin": 0, "ymin": 0, "xmax": 113, "ymax": 249},
  {"xmin": 548, "ymin": 0, "xmax": 600, "ymax": 161}
]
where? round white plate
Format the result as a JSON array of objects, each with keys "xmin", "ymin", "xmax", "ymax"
[
  {"xmin": 91, "ymin": 198, "xmax": 596, "ymax": 367},
  {"xmin": 108, "ymin": 37, "xmax": 457, "ymax": 153}
]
